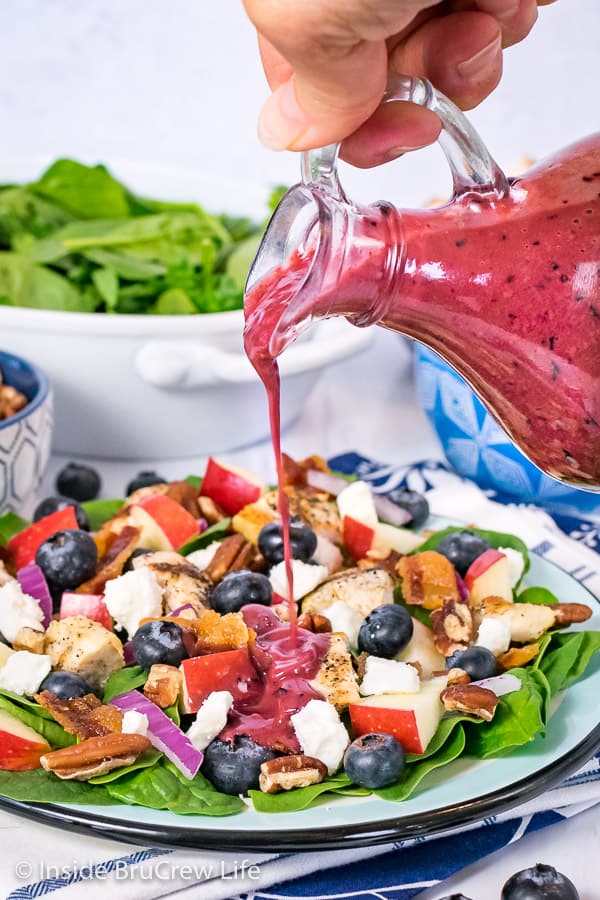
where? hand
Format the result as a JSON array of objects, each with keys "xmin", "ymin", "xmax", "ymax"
[{"xmin": 244, "ymin": 0, "xmax": 557, "ymax": 167}]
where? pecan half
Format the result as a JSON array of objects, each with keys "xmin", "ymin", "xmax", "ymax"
[
  {"xmin": 259, "ymin": 755, "xmax": 328, "ymax": 793},
  {"xmin": 41, "ymin": 733, "xmax": 150, "ymax": 780},
  {"xmin": 430, "ymin": 598, "xmax": 474, "ymax": 656},
  {"xmin": 549, "ymin": 603, "xmax": 592, "ymax": 625},
  {"xmin": 198, "ymin": 495, "xmax": 226, "ymax": 525},
  {"xmin": 204, "ymin": 534, "xmax": 256, "ymax": 583},
  {"xmin": 297, "ymin": 612, "xmax": 332, "ymax": 634},
  {"xmin": 446, "ymin": 667, "xmax": 471, "ymax": 685},
  {"xmin": 144, "ymin": 664, "xmax": 181, "ymax": 708},
  {"xmin": 441, "ymin": 683, "xmax": 499, "ymax": 721}
]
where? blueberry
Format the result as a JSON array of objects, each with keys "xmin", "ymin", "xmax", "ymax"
[
  {"xmin": 502, "ymin": 864, "xmax": 579, "ymax": 900},
  {"xmin": 446, "ymin": 646, "xmax": 497, "ymax": 680},
  {"xmin": 132, "ymin": 620, "xmax": 189, "ymax": 669},
  {"xmin": 39, "ymin": 671, "xmax": 94, "ymax": 700},
  {"xmin": 258, "ymin": 519, "xmax": 317, "ymax": 567},
  {"xmin": 385, "ymin": 488, "xmax": 429, "ymax": 528},
  {"xmin": 126, "ymin": 471, "xmax": 167, "ymax": 495},
  {"xmin": 34, "ymin": 496, "xmax": 90, "ymax": 531},
  {"xmin": 35, "ymin": 529, "xmax": 98, "ymax": 593},
  {"xmin": 56, "ymin": 462, "xmax": 101, "ymax": 502},
  {"xmin": 357, "ymin": 605, "xmax": 414, "ymax": 658},
  {"xmin": 343, "ymin": 733, "xmax": 405, "ymax": 789},
  {"xmin": 122, "ymin": 547, "xmax": 153, "ymax": 573},
  {"xmin": 202, "ymin": 735, "xmax": 278, "ymax": 795},
  {"xmin": 210, "ymin": 570, "xmax": 272, "ymax": 614},
  {"xmin": 436, "ymin": 531, "xmax": 491, "ymax": 576}
]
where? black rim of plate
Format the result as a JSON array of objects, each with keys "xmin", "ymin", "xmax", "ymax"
[
  {"xmin": 0, "ymin": 724, "xmax": 599, "ymax": 852},
  {"xmin": 1, "ymin": 555, "xmax": 599, "ymax": 853}
]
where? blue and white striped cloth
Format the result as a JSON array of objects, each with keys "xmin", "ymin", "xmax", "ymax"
[{"xmin": 3, "ymin": 455, "xmax": 600, "ymax": 900}]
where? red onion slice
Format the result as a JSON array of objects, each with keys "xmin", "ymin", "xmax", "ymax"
[
  {"xmin": 110, "ymin": 690, "xmax": 203, "ymax": 779},
  {"xmin": 372, "ymin": 495, "xmax": 412, "ymax": 527},
  {"xmin": 17, "ymin": 563, "xmax": 52, "ymax": 628},
  {"xmin": 472, "ymin": 673, "xmax": 521, "ymax": 696},
  {"xmin": 306, "ymin": 469, "xmax": 349, "ymax": 496}
]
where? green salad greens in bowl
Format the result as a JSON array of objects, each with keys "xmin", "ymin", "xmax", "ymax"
[{"xmin": 0, "ymin": 158, "xmax": 284, "ymax": 315}]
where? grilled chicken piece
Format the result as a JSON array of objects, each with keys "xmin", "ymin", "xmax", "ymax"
[
  {"xmin": 233, "ymin": 486, "xmax": 342, "ymax": 546},
  {"xmin": 472, "ymin": 596, "xmax": 592, "ymax": 644},
  {"xmin": 133, "ymin": 551, "xmax": 212, "ymax": 614},
  {"xmin": 310, "ymin": 632, "xmax": 360, "ymax": 711},
  {"xmin": 396, "ymin": 551, "xmax": 460, "ymax": 610},
  {"xmin": 45, "ymin": 616, "xmax": 124, "ymax": 691},
  {"xmin": 302, "ymin": 567, "xmax": 394, "ymax": 619},
  {"xmin": 35, "ymin": 690, "xmax": 123, "ymax": 739}
]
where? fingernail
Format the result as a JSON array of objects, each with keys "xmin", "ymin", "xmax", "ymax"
[
  {"xmin": 496, "ymin": 3, "xmax": 520, "ymax": 21},
  {"xmin": 382, "ymin": 147, "xmax": 415, "ymax": 162},
  {"xmin": 457, "ymin": 36, "xmax": 502, "ymax": 78},
  {"xmin": 258, "ymin": 79, "xmax": 307, "ymax": 151}
]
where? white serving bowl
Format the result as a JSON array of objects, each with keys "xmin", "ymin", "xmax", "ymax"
[
  {"xmin": 0, "ymin": 161, "xmax": 372, "ymax": 459},
  {"xmin": 0, "ymin": 350, "xmax": 53, "ymax": 515}
]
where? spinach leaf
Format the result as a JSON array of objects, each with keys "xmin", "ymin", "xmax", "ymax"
[
  {"xmin": 0, "ymin": 694, "xmax": 75, "ymax": 748},
  {"xmin": 413, "ymin": 527, "xmax": 530, "ymax": 583},
  {"xmin": 180, "ymin": 519, "xmax": 231, "ymax": 556},
  {"xmin": 102, "ymin": 666, "xmax": 146, "ymax": 703},
  {"xmin": 0, "ymin": 510, "xmax": 30, "ymax": 544},
  {"xmin": 91, "ymin": 266, "xmax": 119, "ymax": 311},
  {"xmin": 249, "ymin": 773, "xmax": 353, "ymax": 813},
  {"xmin": 0, "ymin": 252, "xmax": 95, "ymax": 312},
  {"xmin": 184, "ymin": 474, "xmax": 202, "ymax": 490},
  {"xmin": 376, "ymin": 725, "xmax": 466, "ymax": 802},
  {"xmin": 538, "ymin": 631, "xmax": 600, "ymax": 696},
  {"xmin": 0, "ymin": 768, "xmax": 120, "ymax": 805},
  {"xmin": 0, "ymin": 186, "xmax": 72, "ymax": 246},
  {"xmin": 81, "ymin": 498, "xmax": 125, "ymax": 531},
  {"xmin": 517, "ymin": 586, "xmax": 560, "ymax": 606},
  {"xmin": 105, "ymin": 758, "xmax": 244, "ymax": 816},
  {"xmin": 152, "ymin": 288, "xmax": 197, "ymax": 315},
  {"xmin": 465, "ymin": 668, "xmax": 549, "ymax": 758},
  {"xmin": 31, "ymin": 159, "xmax": 131, "ymax": 220},
  {"xmin": 406, "ymin": 712, "xmax": 481, "ymax": 763},
  {"xmin": 83, "ymin": 247, "xmax": 165, "ymax": 280},
  {"xmin": 88, "ymin": 748, "xmax": 163, "ymax": 784}
]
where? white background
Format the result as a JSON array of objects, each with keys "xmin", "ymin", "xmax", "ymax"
[{"xmin": 0, "ymin": 0, "xmax": 598, "ymax": 208}]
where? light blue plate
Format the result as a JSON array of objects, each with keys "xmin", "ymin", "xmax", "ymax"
[{"xmin": 4, "ymin": 551, "xmax": 599, "ymax": 852}]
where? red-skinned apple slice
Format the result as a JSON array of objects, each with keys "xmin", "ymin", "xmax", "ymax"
[
  {"xmin": 200, "ymin": 458, "xmax": 266, "ymax": 517},
  {"xmin": 343, "ymin": 516, "xmax": 425, "ymax": 562},
  {"xmin": 130, "ymin": 495, "xmax": 199, "ymax": 551},
  {"xmin": 8, "ymin": 507, "xmax": 79, "ymax": 570},
  {"xmin": 343, "ymin": 515, "xmax": 375, "ymax": 561},
  {"xmin": 464, "ymin": 549, "xmax": 513, "ymax": 604},
  {"xmin": 180, "ymin": 647, "xmax": 260, "ymax": 713},
  {"xmin": 349, "ymin": 680, "xmax": 444, "ymax": 754},
  {"xmin": 60, "ymin": 593, "xmax": 112, "ymax": 631},
  {"xmin": 0, "ymin": 709, "xmax": 50, "ymax": 771}
]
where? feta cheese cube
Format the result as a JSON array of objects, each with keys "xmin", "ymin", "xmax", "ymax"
[
  {"xmin": 312, "ymin": 534, "xmax": 343, "ymax": 574},
  {"xmin": 0, "ymin": 581, "xmax": 45, "ymax": 643},
  {"xmin": 497, "ymin": 547, "xmax": 525, "ymax": 587},
  {"xmin": 291, "ymin": 699, "xmax": 349, "ymax": 775},
  {"xmin": 186, "ymin": 691, "xmax": 233, "ymax": 751},
  {"xmin": 121, "ymin": 710, "xmax": 149, "ymax": 737},
  {"xmin": 269, "ymin": 559, "xmax": 329, "ymax": 602},
  {"xmin": 185, "ymin": 542, "xmax": 222, "ymax": 572},
  {"xmin": 336, "ymin": 481, "xmax": 378, "ymax": 526},
  {"xmin": 323, "ymin": 600, "xmax": 363, "ymax": 648},
  {"xmin": 0, "ymin": 651, "xmax": 51, "ymax": 696},
  {"xmin": 103, "ymin": 567, "xmax": 163, "ymax": 638},
  {"xmin": 360, "ymin": 656, "xmax": 421, "ymax": 696},
  {"xmin": 476, "ymin": 616, "xmax": 512, "ymax": 656}
]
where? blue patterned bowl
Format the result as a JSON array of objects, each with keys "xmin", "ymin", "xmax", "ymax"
[
  {"xmin": 414, "ymin": 345, "xmax": 600, "ymax": 520},
  {"xmin": 0, "ymin": 351, "xmax": 53, "ymax": 516}
]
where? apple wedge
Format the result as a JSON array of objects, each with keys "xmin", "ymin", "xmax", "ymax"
[
  {"xmin": 129, "ymin": 494, "xmax": 199, "ymax": 551},
  {"xmin": 180, "ymin": 648, "xmax": 260, "ymax": 713},
  {"xmin": 200, "ymin": 458, "xmax": 267, "ymax": 517},
  {"xmin": 396, "ymin": 618, "xmax": 446, "ymax": 678},
  {"xmin": 0, "ymin": 709, "xmax": 50, "ymax": 771},
  {"xmin": 60, "ymin": 593, "xmax": 112, "ymax": 631},
  {"xmin": 464, "ymin": 549, "xmax": 513, "ymax": 604},
  {"xmin": 349, "ymin": 679, "xmax": 445, "ymax": 754},
  {"xmin": 343, "ymin": 515, "xmax": 425, "ymax": 562}
]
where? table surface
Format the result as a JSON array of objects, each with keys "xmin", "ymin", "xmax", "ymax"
[{"xmin": 39, "ymin": 330, "xmax": 599, "ymax": 899}]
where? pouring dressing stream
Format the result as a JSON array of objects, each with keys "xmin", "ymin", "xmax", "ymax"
[{"xmin": 244, "ymin": 75, "xmax": 600, "ymax": 510}]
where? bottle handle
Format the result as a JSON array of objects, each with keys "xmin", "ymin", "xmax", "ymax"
[{"xmin": 302, "ymin": 74, "xmax": 509, "ymax": 200}]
